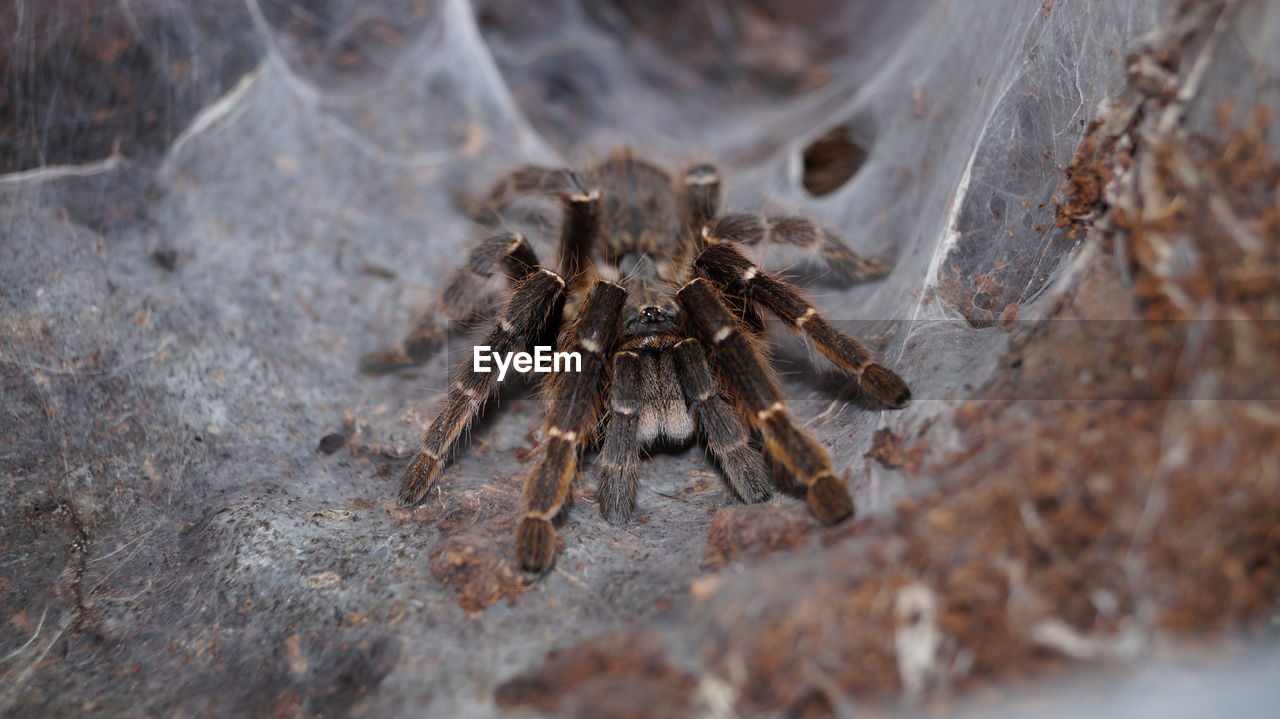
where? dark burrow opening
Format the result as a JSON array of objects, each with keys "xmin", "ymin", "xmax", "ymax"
[{"xmin": 801, "ymin": 124, "xmax": 868, "ymax": 197}]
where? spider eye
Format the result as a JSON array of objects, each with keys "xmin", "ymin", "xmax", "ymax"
[{"xmin": 640, "ymin": 306, "xmax": 670, "ymax": 323}]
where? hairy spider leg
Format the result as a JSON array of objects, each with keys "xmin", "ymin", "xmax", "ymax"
[
  {"xmin": 680, "ymin": 164, "xmax": 721, "ymax": 240},
  {"xmin": 677, "ymin": 278, "xmax": 855, "ymax": 526},
  {"xmin": 517, "ymin": 280, "xmax": 627, "ymax": 573},
  {"xmin": 557, "ymin": 188, "xmax": 600, "ymax": 290},
  {"xmin": 398, "ymin": 268, "xmax": 566, "ymax": 506},
  {"xmin": 694, "ymin": 241, "xmax": 911, "ymax": 408},
  {"xmin": 671, "ymin": 338, "xmax": 771, "ymax": 504},
  {"xmin": 361, "ymin": 231, "xmax": 539, "ymax": 374},
  {"xmin": 707, "ymin": 213, "xmax": 890, "ymax": 282},
  {"xmin": 368, "ymin": 163, "xmax": 601, "ymax": 374},
  {"xmin": 484, "ymin": 165, "xmax": 591, "ymax": 214},
  {"xmin": 594, "ymin": 350, "xmax": 643, "ymax": 524}
]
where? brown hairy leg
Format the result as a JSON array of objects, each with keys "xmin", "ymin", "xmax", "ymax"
[
  {"xmin": 706, "ymin": 212, "xmax": 891, "ymax": 282},
  {"xmin": 594, "ymin": 350, "xmax": 642, "ymax": 524},
  {"xmin": 362, "ymin": 231, "xmax": 539, "ymax": 374},
  {"xmin": 694, "ymin": 240, "xmax": 910, "ymax": 408},
  {"xmin": 671, "ymin": 338, "xmax": 771, "ymax": 504},
  {"xmin": 397, "ymin": 268, "xmax": 566, "ymax": 506},
  {"xmin": 677, "ymin": 278, "xmax": 854, "ymax": 525},
  {"xmin": 516, "ymin": 280, "xmax": 627, "ymax": 574},
  {"xmin": 484, "ymin": 165, "xmax": 589, "ymax": 211}
]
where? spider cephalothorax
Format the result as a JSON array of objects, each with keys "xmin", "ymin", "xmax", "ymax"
[{"xmin": 367, "ymin": 148, "xmax": 910, "ymax": 574}]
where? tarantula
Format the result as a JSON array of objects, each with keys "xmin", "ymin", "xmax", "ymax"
[{"xmin": 368, "ymin": 148, "xmax": 910, "ymax": 574}]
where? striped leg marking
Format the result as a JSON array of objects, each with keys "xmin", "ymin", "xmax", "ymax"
[
  {"xmin": 516, "ymin": 280, "xmax": 627, "ymax": 573},
  {"xmin": 677, "ymin": 279, "xmax": 853, "ymax": 525},
  {"xmin": 694, "ymin": 242, "xmax": 910, "ymax": 408},
  {"xmin": 362, "ymin": 231, "xmax": 540, "ymax": 374},
  {"xmin": 594, "ymin": 351, "xmax": 642, "ymax": 524},
  {"xmin": 398, "ymin": 268, "xmax": 566, "ymax": 506},
  {"xmin": 705, "ymin": 213, "xmax": 891, "ymax": 281},
  {"xmin": 672, "ymin": 338, "xmax": 771, "ymax": 504}
]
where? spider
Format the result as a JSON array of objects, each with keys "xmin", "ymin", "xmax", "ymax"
[{"xmin": 368, "ymin": 148, "xmax": 910, "ymax": 574}]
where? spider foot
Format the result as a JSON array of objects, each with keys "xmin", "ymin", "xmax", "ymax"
[
  {"xmin": 516, "ymin": 516, "xmax": 557, "ymax": 574},
  {"xmin": 398, "ymin": 451, "xmax": 443, "ymax": 506},
  {"xmin": 823, "ymin": 246, "xmax": 893, "ymax": 282},
  {"xmin": 360, "ymin": 348, "xmax": 415, "ymax": 375},
  {"xmin": 807, "ymin": 473, "xmax": 854, "ymax": 525},
  {"xmin": 721, "ymin": 446, "xmax": 773, "ymax": 504},
  {"xmin": 596, "ymin": 474, "xmax": 637, "ymax": 525},
  {"xmin": 861, "ymin": 363, "xmax": 912, "ymax": 409}
]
